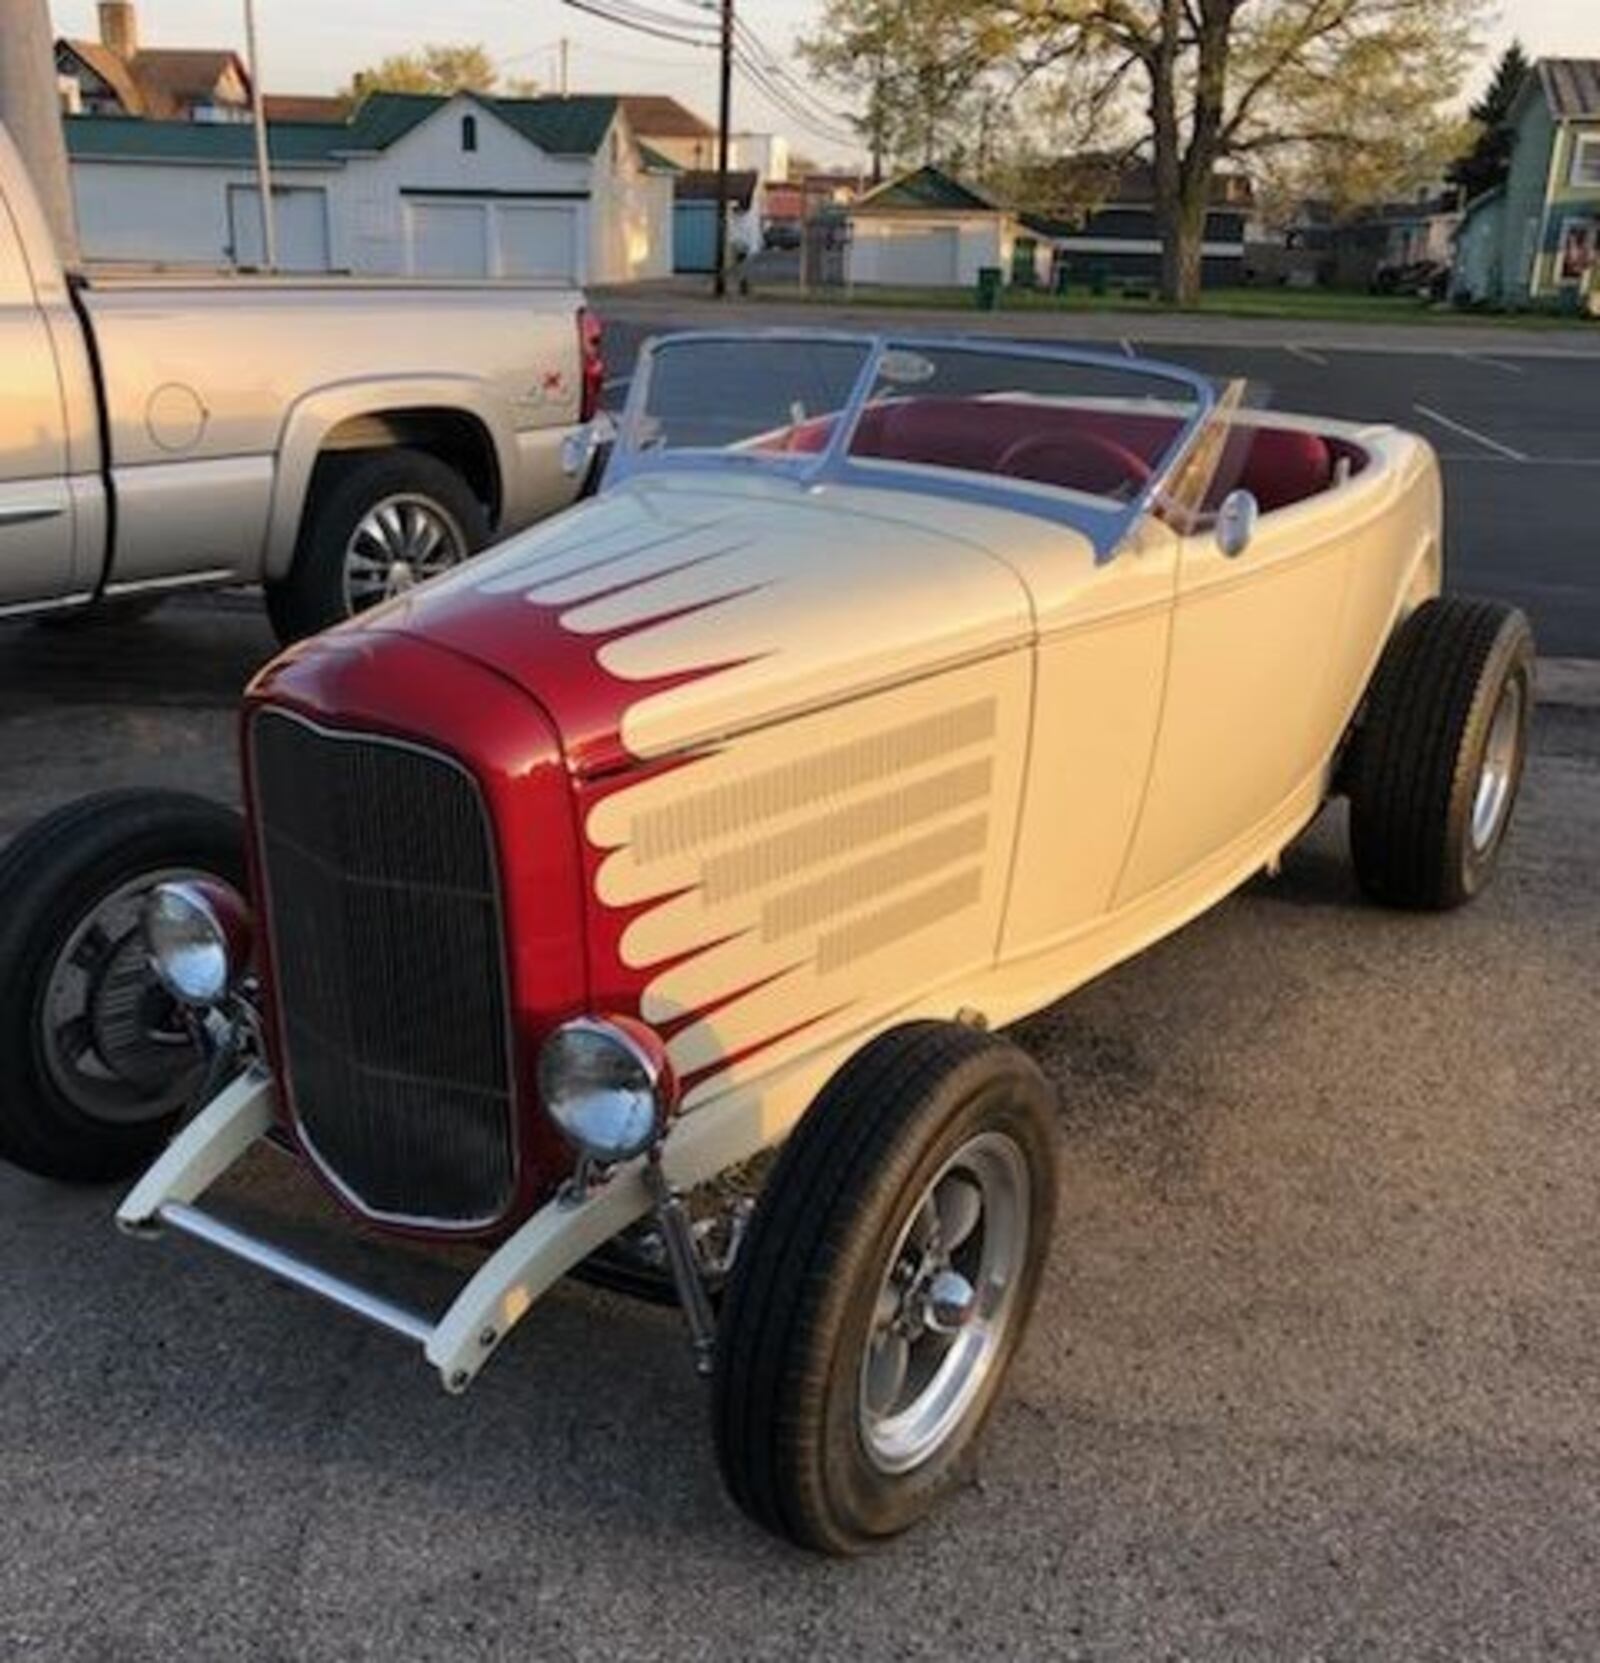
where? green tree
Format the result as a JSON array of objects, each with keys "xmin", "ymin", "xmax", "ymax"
[
  {"xmin": 799, "ymin": 0, "xmax": 1004, "ymax": 180},
  {"xmin": 807, "ymin": 0, "xmax": 1489, "ymax": 303},
  {"xmin": 1019, "ymin": 0, "xmax": 1489, "ymax": 303},
  {"xmin": 343, "ymin": 43, "xmax": 499, "ymax": 100},
  {"xmin": 1447, "ymin": 40, "xmax": 1530, "ymax": 202}
]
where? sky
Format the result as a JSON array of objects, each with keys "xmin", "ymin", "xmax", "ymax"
[{"xmin": 50, "ymin": 0, "xmax": 1600, "ymax": 167}]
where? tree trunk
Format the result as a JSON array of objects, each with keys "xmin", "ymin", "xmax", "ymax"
[
  {"xmin": 1160, "ymin": 185, "xmax": 1207, "ymax": 305},
  {"xmin": 1154, "ymin": 0, "xmax": 1233, "ymax": 306},
  {"xmin": 1149, "ymin": 0, "xmax": 1183, "ymax": 303}
]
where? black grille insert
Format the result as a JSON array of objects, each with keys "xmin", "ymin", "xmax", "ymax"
[{"xmin": 251, "ymin": 709, "xmax": 514, "ymax": 1224}]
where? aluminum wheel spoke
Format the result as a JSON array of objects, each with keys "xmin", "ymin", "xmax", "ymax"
[
  {"xmin": 411, "ymin": 516, "xmax": 445, "ymax": 565},
  {"xmin": 376, "ymin": 503, "xmax": 406, "ymax": 554},
  {"xmin": 936, "ymin": 1174, "xmax": 983, "ymax": 1252},
  {"xmin": 874, "ymin": 1279, "xmax": 901, "ymax": 1331},
  {"xmin": 864, "ymin": 1331, "xmax": 909, "ymax": 1416}
]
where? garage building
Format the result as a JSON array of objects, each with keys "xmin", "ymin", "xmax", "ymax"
[
  {"xmin": 63, "ymin": 90, "xmax": 676, "ymax": 284},
  {"xmin": 845, "ymin": 166, "xmax": 1049, "ymax": 289}
]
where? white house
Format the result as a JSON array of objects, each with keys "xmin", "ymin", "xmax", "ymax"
[
  {"xmin": 845, "ymin": 166, "xmax": 1049, "ymax": 288},
  {"xmin": 63, "ymin": 90, "xmax": 676, "ymax": 284}
]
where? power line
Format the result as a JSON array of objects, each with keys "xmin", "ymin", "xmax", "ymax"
[{"xmin": 561, "ymin": 0, "xmax": 715, "ymax": 51}]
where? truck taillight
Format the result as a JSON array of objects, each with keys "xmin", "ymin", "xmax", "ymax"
[{"xmin": 578, "ymin": 307, "xmax": 604, "ymax": 422}]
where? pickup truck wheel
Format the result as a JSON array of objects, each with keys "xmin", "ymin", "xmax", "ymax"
[
  {"xmin": 712, "ymin": 1021, "xmax": 1058, "ymax": 1554},
  {"xmin": 0, "ymin": 790, "xmax": 246, "ymax": 1183},
  {"xmin": 1347, "ymin": 597, "xmax": 1534, "ymax": 910},
  {"xmin": 267, "ymin": 448, "xmax": 489, "ymax": 644}
]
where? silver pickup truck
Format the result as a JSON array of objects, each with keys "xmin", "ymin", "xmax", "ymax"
[{"xmin": 0, "ymin": 125, "xmax": 598, "ymax": 642}]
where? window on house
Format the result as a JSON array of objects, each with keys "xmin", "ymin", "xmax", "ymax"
[
  {"xmin": 1573, "ymin": 134, "xmax": 1600, "ymax": 188},
  {"xmin": 462, "ymin": 114, "xmax": 478, "ymax": 153}
]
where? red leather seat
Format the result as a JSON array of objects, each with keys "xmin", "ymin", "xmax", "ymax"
[{"xmin": 1206, "ymin": 427, "xmax": 1334, "ymax": 514}]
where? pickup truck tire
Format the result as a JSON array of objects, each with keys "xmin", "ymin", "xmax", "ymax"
[
  {"xmin": 266, "ymin": 448, "xmax": 489, "ymax": 644},
  {"xmin": 712, "ymin": 1021, "xmax": 1058, "ymax": 1554},
  {"xmin": 1347, "ymin": 597, "xmax": 1534, "ymax": 910},
  {"xmin": 0, "ymin": 790, "xmax": 246, "ymax": 1183}
]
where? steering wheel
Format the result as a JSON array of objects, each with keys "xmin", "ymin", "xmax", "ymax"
[{"xmin": 994, "ymin": 430, "xmax": 1153, "ymax": 500}]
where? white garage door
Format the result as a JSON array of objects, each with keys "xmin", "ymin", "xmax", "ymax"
[
  {"xmin": 228, "ymin": 185, "xmax": 331, "ymax": 271},
  {"xmin": 874, "ymin": 225, "xmax": 960, "ymax": 286},
  {"xmin": 496, "ymin": 204, "xmax": 579, "ymax": 280},
  {"xmin": 407, "ymin": 200, "xmax": 490, "ymax": 277}
]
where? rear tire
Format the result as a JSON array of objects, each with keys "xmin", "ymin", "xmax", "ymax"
[
  {"xmin": 1347, "ymin": 597, "xmax": 1534, "ymax": 910},
  {"xmin": 0, "ymin": 790, "xmax": 246, "ymax": 1182},
  {"xmin": 712, "ymin": 1021, "xmax": 1058, "ymax": 1554},
  {"xmin": 265, "ymin": 447, "xmax": 488, "ymax": 646}
]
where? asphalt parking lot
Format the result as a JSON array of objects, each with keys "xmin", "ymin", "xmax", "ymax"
[
  {"xmin": 599, "ymin": 308, "xmax": 1600, "ymax": 657},
  {"xmin": 3, "ymin": 313, "xmax": 1600, "ymax": 1659}
]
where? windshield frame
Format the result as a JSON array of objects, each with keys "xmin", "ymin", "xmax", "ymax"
[{"xmin": 605, "ymin": 329, "xmax": 1221, "ymax": 560}]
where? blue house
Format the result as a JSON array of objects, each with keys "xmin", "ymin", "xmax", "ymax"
[{"xmin": 1453, "ymin": 58, "xmax": 1600, "ymax": 308}]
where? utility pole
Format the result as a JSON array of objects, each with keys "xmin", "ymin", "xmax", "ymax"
[
  {"xmin": 242, "ymin": 0, "xmax": 276, "ymax": 270},
  {"xmin": 0, "ymin": 0, "xmax": 80, "ymax": 265},
  {"xmin": 558, "ymin": 37, "xmax": 570, "ymax": 97},
  {"xmin": 712, "ymin": 0, "xmax": 733, "ymax": 298}
]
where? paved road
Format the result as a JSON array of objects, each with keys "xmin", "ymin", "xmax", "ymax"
[
  {"xmin": 1, "ymin": 601, "xmax": 1599, "ymax": 1659},
  {"xmin": 597, "ymin": 311, "xmax": 1600, "ymax": 658}
]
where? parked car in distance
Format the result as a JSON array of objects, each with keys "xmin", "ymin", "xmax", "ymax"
[
  {"xmin": 0, "ymin": 331, "xmax": 1534, "ymax": 1554},
  {"xmin": 0, "ymin": 122, "xmax": 602, "ymax": 643}
]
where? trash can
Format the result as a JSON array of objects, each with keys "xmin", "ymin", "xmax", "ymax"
[
  {"xmin": 975, "ymin": 266, "xmax": 1002, "ymax": 311},
  {"xmin": 1053, "ymin": 261, "xmax": 1071, "ymax": 295}
]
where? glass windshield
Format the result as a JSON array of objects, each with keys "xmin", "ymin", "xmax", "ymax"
[
  {"xmin": 609, "ymin": 332, "xmax": 1220, "ymax": 556},
  {"xmin": 844, "ymin": 342, "xmax": 1204, "ymax": 509},
  {"xmin": 626, "ymin": 336, "xmax": 871, "ymax": 455}
]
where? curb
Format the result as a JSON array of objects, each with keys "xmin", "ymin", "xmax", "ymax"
[
  {"xmin": 590, "ymin": 290, "xmax": 1600, "ymax": 361},
  {"xmin": 1538, "ymin": 658, "xmax": 1600, "ymax": 711}
]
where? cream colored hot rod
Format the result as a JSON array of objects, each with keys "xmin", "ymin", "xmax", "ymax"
[{"xmin": 0, "ymin": 334, "xmax": 1533, "ymax": 1552}]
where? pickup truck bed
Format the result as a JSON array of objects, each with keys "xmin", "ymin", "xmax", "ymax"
[{"xmin": 0, "ymin": 124, "xmax": 597, "ymax": 641}]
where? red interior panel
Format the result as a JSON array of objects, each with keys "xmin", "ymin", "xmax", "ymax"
[{"xmin": 756, "ymin": 398, "xmax": 1367, "ymax": 517}]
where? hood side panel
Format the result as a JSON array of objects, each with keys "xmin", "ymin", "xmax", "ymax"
[{"xmin": 357, "ymin": 477, "xmax": 1037, "ymax": 775}]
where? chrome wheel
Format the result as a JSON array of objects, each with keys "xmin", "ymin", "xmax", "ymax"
[
  {"xmin": 341, "ymin": 492, "xmax": 466, "ymax": 613},
  {"xmin": 39, "ymin": 869, "xmax": 210, "ymax": 1125},
  {"xmin": 1471, "ymin": 675, "xmax": 1524, "ymax": 853},
  {"xmin": 858, "ymin": 1130, "xmax": 1031, "ymax": 1475}
]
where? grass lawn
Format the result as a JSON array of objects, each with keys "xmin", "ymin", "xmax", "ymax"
[{"xmin": 748, "ymin": 281, "xmax": 1597, "ymax": 329}]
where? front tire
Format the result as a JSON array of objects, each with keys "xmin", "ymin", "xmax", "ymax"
[
  {"xmin": 265, "ymin": 447, "xmax": 489, "ymax": 645},
  {"xmin": 1347, "ymin": 597, "xmax": 1534, "ymax": 910},
  {"xmin": 0, "ymin": 790, "xmax": 246, "ymax": 1182},
  {"xmin": 712, "ymin": 1022, "xmax": 1058, "ymax": 1553}
]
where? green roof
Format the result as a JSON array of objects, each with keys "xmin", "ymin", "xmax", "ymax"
[
  {"xmin": 64, "ymin": 113, "xmax": 346, "ymax": 166},
  {"xmin": 489, "ymin": 94, "xmax": 618, "ymax": 156},
  {"xmin": 854, "ymin": 165, "xmax": 996, "ymax": 214},
  {"xmin": 63, "ymin": 91, "xmax": 622, "ymax": 168}
]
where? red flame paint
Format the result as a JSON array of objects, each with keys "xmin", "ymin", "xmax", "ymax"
[{"xmin": 394, "ymin": 536, "xmax": 851, "ymax": 1093}]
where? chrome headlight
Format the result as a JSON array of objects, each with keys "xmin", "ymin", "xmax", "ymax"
[
  {"xmin": 142, "ymin": 879, "xmax": 250, "ymax": 1007},
  {"xmin": 538, "ymin": 1016, "xmax": 673, "ymax": 1164}
]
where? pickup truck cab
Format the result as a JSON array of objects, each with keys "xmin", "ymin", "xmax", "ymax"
[{"xmin": 0, "ymin": 123, "xmax": 600, "ymax": 641}]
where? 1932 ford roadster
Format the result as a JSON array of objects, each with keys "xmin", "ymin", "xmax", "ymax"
[{"xmin": 0, "ymin": 333, "xmax": 1534, "ymax": 1552}]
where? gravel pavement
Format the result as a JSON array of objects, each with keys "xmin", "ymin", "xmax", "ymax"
[{"xmin": 1, "ymin": 599, "xmax": 1597, "ymax": 1659}]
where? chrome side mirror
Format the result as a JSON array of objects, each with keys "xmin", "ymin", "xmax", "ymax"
[
  {"xmin": 1215, "ymin": 488, "xmax": 1259, "ymax": 559},
  {"xmin": 560, "ymin": 412, "xmax": 617, "ymax": 483}
]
